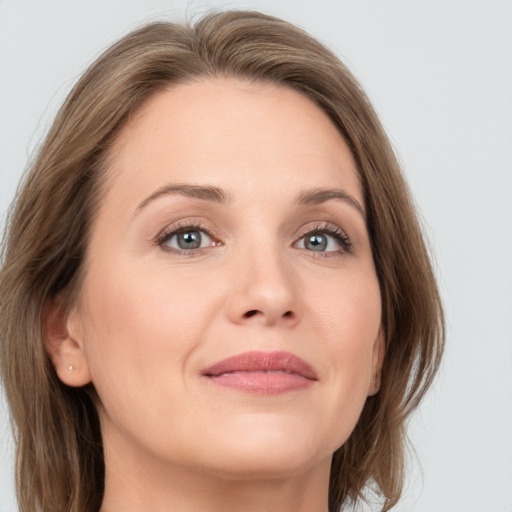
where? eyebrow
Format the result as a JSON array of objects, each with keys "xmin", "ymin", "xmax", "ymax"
[
  {"xmin": 136, "ymin": 184, "xmax": 230, "ymax": 212},
  {"xmin": 295, "ymin": 188, "xmax": 365, "ymax": 219},
  {"xmin": 135, "ymin": 183, "xmax": 364, "ymax": 219}
]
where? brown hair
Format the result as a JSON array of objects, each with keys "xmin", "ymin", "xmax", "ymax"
[{"xmin": 0, "ymin": 10, "xmax": 444, "ymax": 512}]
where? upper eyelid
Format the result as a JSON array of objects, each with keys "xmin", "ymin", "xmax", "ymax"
[
  {"xmin": 297, "ymin": 223, "xmax": 343, "ymax": 235},
  {"xmin": 156, "ymin": 219, "xmax": 217, "ymax": 239},
  {"xmin": 294, "ymin": 221, "xmax": 350, "ymax": 239}
]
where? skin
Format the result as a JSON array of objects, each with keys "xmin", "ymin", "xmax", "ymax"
[{"xmin": 45, "ymin": 78, "xmax": 384, "ymax": 512}]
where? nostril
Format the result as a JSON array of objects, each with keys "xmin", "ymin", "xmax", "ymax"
[{"xmin": 241, "ymin": 310, "xmax": 295, "ymax": 321}]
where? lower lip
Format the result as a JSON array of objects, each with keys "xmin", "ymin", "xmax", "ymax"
[{"xmin": 205, "ymin": 371, "xmax": 315, "ymax": 394}]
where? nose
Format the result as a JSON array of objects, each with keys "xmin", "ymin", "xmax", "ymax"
[{"xmin": 225, "ymin": 245, "xmax": 300, "ymax": 328}]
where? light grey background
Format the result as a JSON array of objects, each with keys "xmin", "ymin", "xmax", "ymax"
[{"xmin": 1, "ymin": 1, "xmax": 511, "ymax": 511}]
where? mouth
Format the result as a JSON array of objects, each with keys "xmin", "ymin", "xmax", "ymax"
[{"xmin": 200, "ymin": 350, "xmax": 318, "ymax": 394}]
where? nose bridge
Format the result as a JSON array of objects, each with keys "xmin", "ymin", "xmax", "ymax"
[{"xmin": 226, "ymin": 233, "xmax": 299, "ymax": 326}]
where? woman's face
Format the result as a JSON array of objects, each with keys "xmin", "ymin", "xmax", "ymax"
[{"xmin": 63, "ymin": 78, "xmax": 383, "ymax": 480}]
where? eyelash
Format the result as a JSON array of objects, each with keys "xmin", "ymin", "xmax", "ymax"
[{"xmin": 155, "ymin": 220, "xmax": 352, "ymax": 257}]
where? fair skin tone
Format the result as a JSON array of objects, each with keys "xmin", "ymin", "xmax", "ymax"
[{"xmin": 45, "ymin": 78, "xmax": 383, "ymax": 512}]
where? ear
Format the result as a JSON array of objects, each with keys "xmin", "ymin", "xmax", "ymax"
[
  {"xmin": 43, "ymin": 296, "xmax": 92, "ymax": 387},
  {"xmin": 368, "ymin": 327, "xmax": 385, "ymax": 396}
]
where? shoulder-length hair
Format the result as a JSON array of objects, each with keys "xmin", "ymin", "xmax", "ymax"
[{"xmin": 0, "ymin": 10, "xmax": 444, "ymax": 512}]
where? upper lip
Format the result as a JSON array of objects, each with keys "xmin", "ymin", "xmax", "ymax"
[{"xmin": 201, "ymin": 350, "xmax": 318, "ymax": 380}]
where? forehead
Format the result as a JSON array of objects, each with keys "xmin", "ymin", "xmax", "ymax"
[{"xmin": 106, "ymin": 78, "xmax": 362, "ymax": 206}]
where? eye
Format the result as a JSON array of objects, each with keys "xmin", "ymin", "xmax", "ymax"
[
  {"xmin": 168, "ymin": 230, "xmax": 212, "ymax": 250},
  {"xmin": 295, "ymin": 225, "xmax": 352, "ymax": 255},
  {"xmin": 157, "ymin": 223, "xmax": 219, "ymax": 253}
]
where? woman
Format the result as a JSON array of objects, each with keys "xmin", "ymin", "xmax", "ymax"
[{"xmin": 0, "ymin": 10, "xmax": 444, "ymax": 512}]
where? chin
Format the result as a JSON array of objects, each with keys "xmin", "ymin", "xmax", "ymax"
[{"xmin": 191, "ymin": 419, "xmax": 338, "ymax": 481}]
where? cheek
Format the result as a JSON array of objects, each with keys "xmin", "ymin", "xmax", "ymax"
[
  {"xmin": 309, "ymin": 265, "xmax": 381, "ymax": 350},
  {"xmin": 305, "ymin": 269, "xmax": 381, "ymax": 439},
  {"xmin": 77, "ymin": 259, "xmax": 223, "ymax": 403}
]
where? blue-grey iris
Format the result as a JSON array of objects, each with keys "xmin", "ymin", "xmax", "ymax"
[
  {"xmin": 177, "ymin": 231, "xmax": 202, "ymax": 249},
  {"xmin": 305, "ymin": 233, "xmax": 327, "ymax": 251}
]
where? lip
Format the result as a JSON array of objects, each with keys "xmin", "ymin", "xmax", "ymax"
[{"xmin": 200, "ymin": 350, "xmax": 318, "ymax": 394}]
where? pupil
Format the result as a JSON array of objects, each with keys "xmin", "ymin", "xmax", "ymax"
[
  {"xmin": 306, "ymin": 233, "xmax": 327, "ymax": 251},
  {"xmin": 177, "ymin": 231, "xmax": 201, "ymax": 249}
]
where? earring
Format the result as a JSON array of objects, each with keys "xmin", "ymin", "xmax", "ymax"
[{"xmin": 67, "ymin": 365, "xmax": 74, "ymax": 372}]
